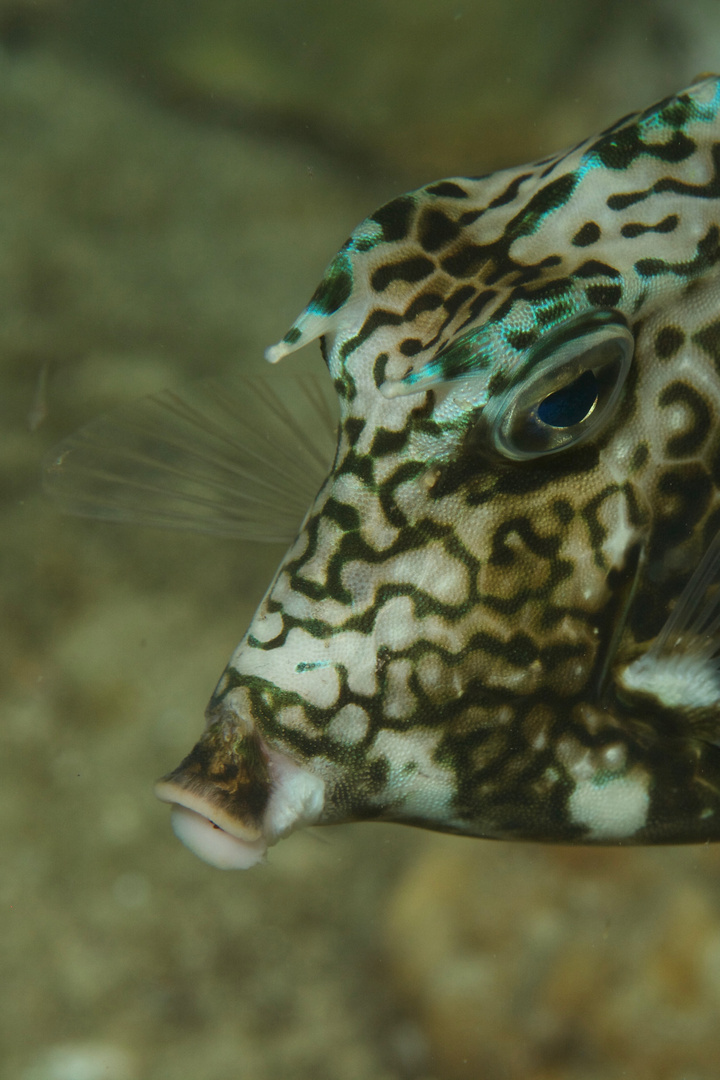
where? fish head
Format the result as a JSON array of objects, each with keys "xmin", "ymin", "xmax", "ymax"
[{"xmin": 157, "ymin": 76, "xmax": 720, "ymax": 864}]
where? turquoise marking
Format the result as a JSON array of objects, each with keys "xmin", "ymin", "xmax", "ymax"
[{"xmin": 308, "ymin": 251, "xmax": 353, "ymax": 317}]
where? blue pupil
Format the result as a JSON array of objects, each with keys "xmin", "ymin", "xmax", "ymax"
[{"xmin": 537, "ymin": 369, "xmax": 599, "ymax": 428}]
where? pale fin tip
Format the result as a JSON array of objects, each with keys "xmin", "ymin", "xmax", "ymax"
[
  {"xmin": 265, "ymin": 323, "xmax": 310, "ymax": 364},
  {"xmin": 265, "ymin": 341, "xmax": 288, "ymax": 364}
]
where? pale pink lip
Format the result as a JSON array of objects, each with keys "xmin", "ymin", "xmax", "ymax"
[
  {"xmin": 154, "ymin": 781, "xmax": 267, "ymax": 870},
  {"xmin": 154, "ymin": 742, "xmax": 326, "ymax": 869}
]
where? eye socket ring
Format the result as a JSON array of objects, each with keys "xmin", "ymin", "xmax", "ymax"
[{"xmin": 486, "ymin": 312, "xmax": 634, "ymax": 461}]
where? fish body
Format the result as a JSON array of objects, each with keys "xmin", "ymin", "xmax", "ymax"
[{"xmin": 49, "ymin": 79, "xmax": 720, "ymax": 866}]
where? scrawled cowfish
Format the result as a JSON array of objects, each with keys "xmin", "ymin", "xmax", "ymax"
[{"xmin": 47, "ymin": 77, "xmax": 720, "ymax": 868}]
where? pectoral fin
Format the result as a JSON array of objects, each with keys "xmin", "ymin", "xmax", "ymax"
[
  {"xmin": 43, "ymin": 372, "xmax": 338, "ymax": 543},
  {"xmin": 618, "ymin": 530, "xmax": 720, "ymax": 714}
]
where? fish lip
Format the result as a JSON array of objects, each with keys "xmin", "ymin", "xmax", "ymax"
[
  {"xmin": 154, "ymin": 779, "xmax": 264, "ymax": 843},
  {"xmin": 154, "ymin": 728, "xmax": 327, "ymax": 868},
  {"xmin": 154, "ymin": 780, "xmax": 268, "ymax": 870}
]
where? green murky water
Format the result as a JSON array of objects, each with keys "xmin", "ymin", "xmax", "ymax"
[{"xmin": 4, "ymin": 3, "xmax": 720, "ymax": 1078}]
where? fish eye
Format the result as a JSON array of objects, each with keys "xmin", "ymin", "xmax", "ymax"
[
  {"xmin": 487, "ymin": 313, "xmax": 634, "ymax": 460},
  {"xmin": 536, "ymin": 369, "xmax": 599, "ymax": 428}
]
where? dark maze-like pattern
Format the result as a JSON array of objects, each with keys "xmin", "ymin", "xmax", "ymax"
[{"xmin": 202, "ymin": 77, "xmax": 720, "ymax": 845}]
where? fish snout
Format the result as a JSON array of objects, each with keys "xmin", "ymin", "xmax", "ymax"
[
  {"xmin": 154, "ymin": 784, "xmax": 269, "ymax": 870},
  {"xmin": 154, "ymin": 706, "xmax": 325, "ymax": 869}
]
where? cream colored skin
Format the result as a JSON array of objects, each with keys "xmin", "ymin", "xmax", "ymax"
[{"xmin": 156, "ymin": 77, "xmax": 720, "ymax": 867}]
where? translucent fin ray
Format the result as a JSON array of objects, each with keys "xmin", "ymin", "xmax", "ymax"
[
  {"xmin": 649, "ymin": 529, "xmax": 720, "ymax": 663},
  {"xmin": 43, "ymin": 372, "xmax": 339, "ymax": 543},
  {"xmin": 617, "ymin": 532, "xmax": 720, "ymax": 715}
]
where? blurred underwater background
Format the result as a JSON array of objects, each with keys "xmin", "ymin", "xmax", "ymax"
[{"xmin": 5, "ymin": 1, "xmax": 720, "ymax": 1077}]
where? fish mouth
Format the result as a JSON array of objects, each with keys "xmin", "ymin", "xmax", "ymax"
[
  {"xmin": 154, "ymin": 709, "xmax": 327, "ymax": 869},
  {"xmin": 154, "ymin": 781, "xmax": 269, "ymax": 869}
]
